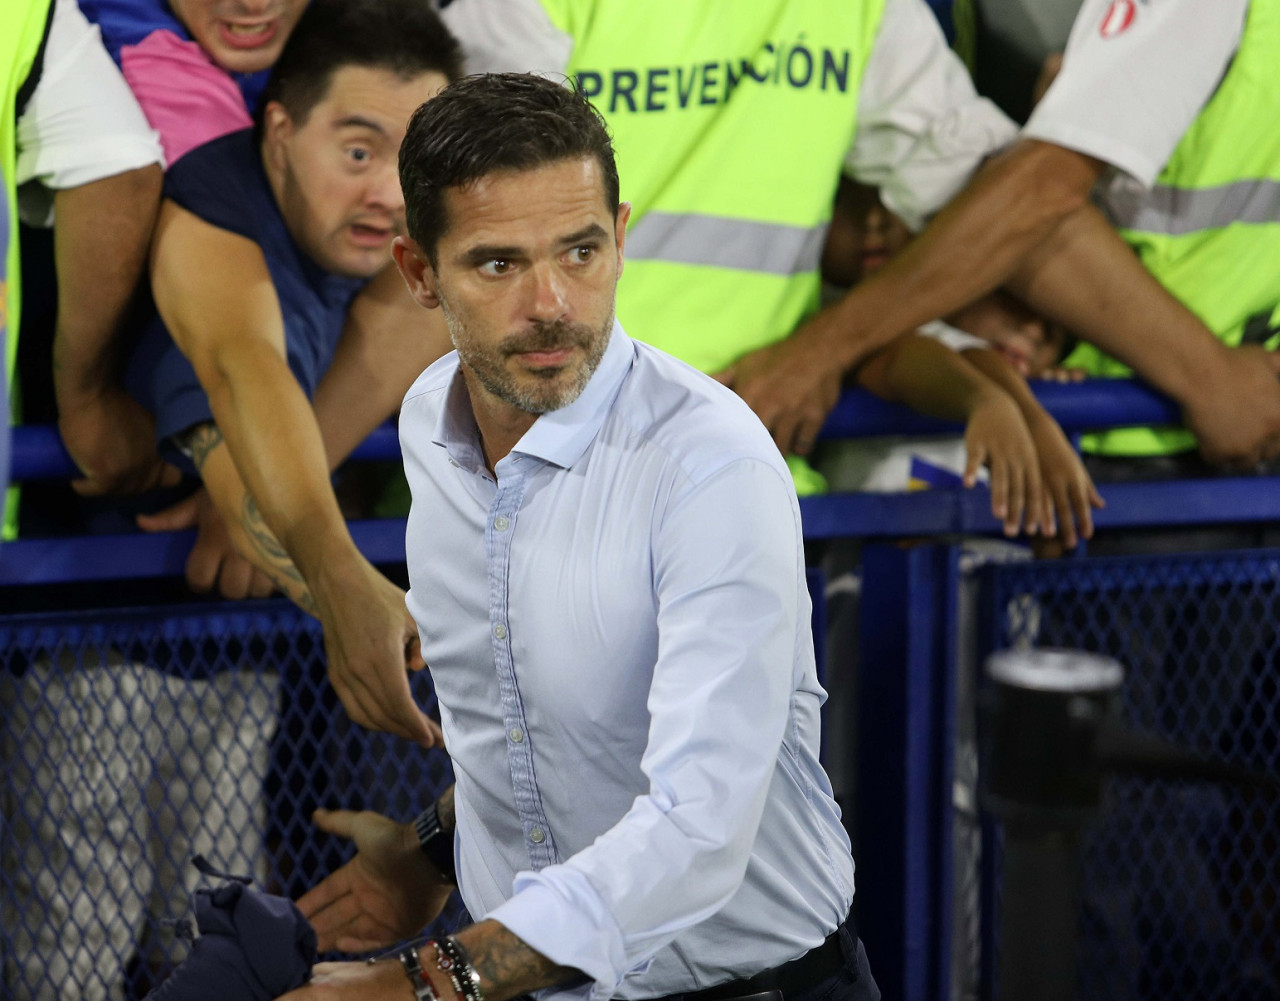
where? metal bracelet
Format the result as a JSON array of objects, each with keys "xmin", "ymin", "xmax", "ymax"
[
  {"xmin": 400, "ymin": 946, "xmax": 441, "ymax": 1001},
  {"xmin": 434, "ymin": 935, "xmax": 486, "ymax": 1001}
]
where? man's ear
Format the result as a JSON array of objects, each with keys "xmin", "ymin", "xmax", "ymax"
[
  {"xmin": 260, "ymin": 101, "xmax": 293, "ymax": 174},
  {"xmin": 614, "ymin": 201, "xmax": 631, "ymax": 278},
  {"xmin": 392, "ymin": 235, "xmax": 441, "ymax": 309}
]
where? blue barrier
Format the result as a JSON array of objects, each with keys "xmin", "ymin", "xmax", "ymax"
[
  {"xmin": 7, "ymin": 380, "xmax": 1276, "ymax": 588},
  {"xmin": 8, "ymin": 379, "xmax": 1183, "ymax": 483}
]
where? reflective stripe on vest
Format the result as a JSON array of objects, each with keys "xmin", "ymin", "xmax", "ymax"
[
  {"xmin": 627, "ymin": 212, "xmax": 827, "ymax": 276},
  {"xmin": 1108, "ymin": 177, "xmax": 1280, "ymax": 236}
]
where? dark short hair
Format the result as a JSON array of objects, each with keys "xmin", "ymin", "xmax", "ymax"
[
  {"xmin": 399, "ymin": 73, "xmax": 620, "ymax": 263},
  {"xmin": 256, "ymin": 0, "xmax": 462, "ymax": 138}
]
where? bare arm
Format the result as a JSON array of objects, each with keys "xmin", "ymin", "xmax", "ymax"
[
  {"xmin": 52, "ymin": 165, "xmax": 180, "ymax": 495},
  {"xmin": 727, "ymin": 140, "xmax": 1103, "ymax": 454},
  {"xmin": 447, "ymin": 921, "xmax": 576, "ymax": 1001},
  {"xmin": 186, "ymin": 423, "xmax": 319, "ymax": 613},
  {"xmin": 314, "ymin": 261, "xmax": 454, "ymax": 469},
  {"xmin": 1004, "ymin": 204, "xmax": 1280, "ymax": 466},
  {"xmin": 856, "ymin": 333, "xmax": 1042, "ymax": 535},
  {"xmin": 733, "ymin": 136, "xmax": 1280, "ymax": 466},
  {"xmin": 150, "ymin": 200, "xmax": 440, "ymax": 747},
  {"xmin": 826, "ymin": 140, "xmax": 1104, "ymax": 369}
]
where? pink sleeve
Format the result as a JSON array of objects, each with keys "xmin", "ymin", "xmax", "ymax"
[{"xmin": 120, "ymin": 30, "xmax": 254, "ymax": 167}]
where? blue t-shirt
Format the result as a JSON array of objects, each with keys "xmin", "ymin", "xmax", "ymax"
[
  {"xmin": 78, "ymin": 0, "xmax": 269, "ymax": 111},
  {"xmin": 125, "ymin": 129, "xmax": 365, "ymax": 473}
]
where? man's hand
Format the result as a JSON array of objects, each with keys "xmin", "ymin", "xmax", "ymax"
[
  {"xmin": 716, "ymin": 317, "xmax": 845, "ymax": 456},
  {"xmin": 136, "ymin": 488, "xmax": 275, "ymax": 599},
  {"xmin": 312, "ymin": 560, "xmax": 444, "ymax": 748},
  {"xmin": 1184, "ymin": 344, "xmax": 1280, "ymax": 469},
  {"xmin": 297, "ymin": 808, "xmax": 453, "ymax": 953},
  {"xmin": 59, "ymin": 387, "xmax": 181, "ymax": 496},
  {"xmin": 963, "ymin": 391, "xmax": 1043, "ymax": 538}
]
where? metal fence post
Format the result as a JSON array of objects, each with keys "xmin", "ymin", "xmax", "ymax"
[{"xmin": 855, "ymin": 542, "xmax": 960, "ymax": 1001}]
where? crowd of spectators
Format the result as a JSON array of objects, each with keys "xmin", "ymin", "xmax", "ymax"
[{"xmin": 2, "ymin": 0, "xmax": 1279, "ymax": 998}]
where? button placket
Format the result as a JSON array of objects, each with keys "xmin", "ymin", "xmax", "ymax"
[{"xmin": 486, "ymin": 469, "xmax": 557, "ymax": 869}]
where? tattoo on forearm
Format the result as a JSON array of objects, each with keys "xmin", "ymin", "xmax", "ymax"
[
  {"xmin": 240, "ymin": 493, "xmax": 319, "ymax": 615},
  {"xmin": 455, "ymin": 920, "xmax": 577, "ymax": 1001},
  {"xmin": 179, "ymin": 422, "xmax": 225, "ymax": 472}
]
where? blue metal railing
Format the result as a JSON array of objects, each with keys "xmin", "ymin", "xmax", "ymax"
[{"xmin": 9, "ymin": 379, "xmax": 1183, "ymax": 483}]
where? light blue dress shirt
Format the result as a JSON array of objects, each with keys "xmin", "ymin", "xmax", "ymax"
[{"xmin": 401, "ymin": 323, "xmax": 854, "ymax": 1001}]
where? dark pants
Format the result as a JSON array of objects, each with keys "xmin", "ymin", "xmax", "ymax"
[
  {"xmin": 786, "ymin": 928, "xmax": 879, "ymax": 1001},
  {"xmin": 645, "ymin": 925, "xmax": 881, "ymax": 1001}
]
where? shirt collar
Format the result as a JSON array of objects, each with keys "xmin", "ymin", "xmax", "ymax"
[{"xmin": 431, "ymin": 320, "xmax": 634, "ymax": 473}]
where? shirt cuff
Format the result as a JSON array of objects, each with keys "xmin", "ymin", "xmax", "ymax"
[{"xmin": 484, "ymin": 867, "xmax": 629, "ymax": 1000}]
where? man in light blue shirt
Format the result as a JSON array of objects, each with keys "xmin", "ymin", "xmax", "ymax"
[{"xmin": 286, "ymin": 74, "xmax": 877, "ymax": 1001}]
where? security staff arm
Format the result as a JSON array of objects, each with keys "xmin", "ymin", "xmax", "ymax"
[
  {"xmin": 729, "ymin": 139, "xmax": 1102, "ymax": 455},
  {"xmin": 149, "ymin": 200, "xmax": 441, "ymax": 748},
  {"xmin": 731, "ymin": 138, "xmax": 1280, "ymax": 467},
  {"xmin": 52, "ymin": 165, "xmax": 179, "ymax": 496}
]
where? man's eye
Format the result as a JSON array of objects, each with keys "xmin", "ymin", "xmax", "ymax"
[
  {"xmin": 347, "ymin": 147, "xmax": 372, "ymax": 163},
  {"xmin": 480, "ymin": 259, "xmax": 511, "ymax": 276},
  {"xmin": 573, "ymin": 246, "xmax": 595, "ymax": 263}
]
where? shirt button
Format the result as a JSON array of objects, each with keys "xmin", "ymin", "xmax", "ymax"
[
  {"xmin": 529, "ymin": 828, "xmax": 545, "ymax": 844},
  {"xmin": 493, "ymin": 624, "xmax": 507, "ymax": 640},
  {"xmin": 494, "ymin": 516, "xmax": 510, "ymax": 531},
  {"xmin": 509, "ymin": 727, "xmax": 524, "ymax": 743}
]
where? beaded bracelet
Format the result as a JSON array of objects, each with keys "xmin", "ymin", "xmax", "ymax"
[{"xmin": 434, "ymin": 935, "xmax": 486, "ymax": 1001}]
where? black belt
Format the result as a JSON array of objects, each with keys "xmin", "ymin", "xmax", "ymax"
[{"xmin": 641, "ymin": 914, "xmax": 853, "ymax": 1001}]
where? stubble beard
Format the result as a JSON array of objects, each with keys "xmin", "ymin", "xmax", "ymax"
[{"xmin": 442, "ymin": 297, "xmax": 614, "ymax": 414}]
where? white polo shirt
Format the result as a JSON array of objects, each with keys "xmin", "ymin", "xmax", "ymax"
[
  {"xmin": 1024, "ymin": 0, "xmax": 1247, "ymax": 194},
  {"xmin": 15, "ymin": 0, "xmax": 163, "ymax": 227}
]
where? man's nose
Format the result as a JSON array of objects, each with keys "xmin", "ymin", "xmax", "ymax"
[{"xmin": 526, "ymin": 262, "xmax": 568, "ymax": 322}]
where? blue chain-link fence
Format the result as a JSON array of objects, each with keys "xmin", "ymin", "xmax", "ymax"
[
  {"xmin": 0, "ymin": 600, "xmax": 459, "ymax": 1001},
  {"xmin": 983, "ymin": 550, "xmax": 1280, "ymax": 1000}
]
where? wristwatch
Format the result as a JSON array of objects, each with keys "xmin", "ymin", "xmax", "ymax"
[{"xmin": 414, "ymin": 801, "xmax": 457, "ymax": 884}]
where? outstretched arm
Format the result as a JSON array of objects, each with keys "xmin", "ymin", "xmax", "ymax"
[{"xmin": 151, "ymin": 200, "xmax": 440, "ymax": 747}]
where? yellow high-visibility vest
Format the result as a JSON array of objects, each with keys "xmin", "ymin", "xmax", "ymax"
[
  {"xmin": 539, "ymin": 0, "xmax": 886, "ymax": 376},
  {"xmin": 2, "ymin": 0, "xmax": 55, "ymax": 539}
]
